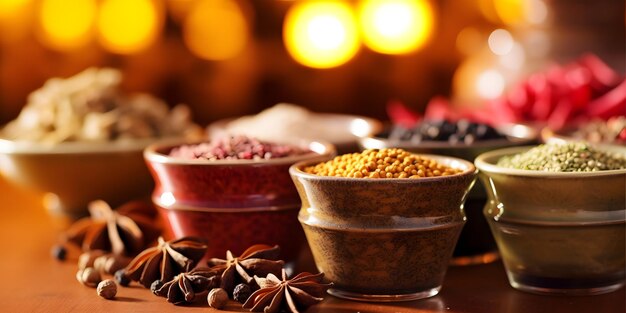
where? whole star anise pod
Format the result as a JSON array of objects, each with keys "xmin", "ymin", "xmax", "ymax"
[
  {"xmin": 124, "ymin": 236, "xmax": 207, "ymax": 288},
  {"xmin": 207, "ymin": 244, "xmax": 284, "ymax": 294},
  {"xmin": 243, "ymin": 270, "xmax": 332, "ymax": 313},
  {"xmin": 63, "ymin": 200, "xmax": 160, "ymax": 256},
  {"xmin": 154, "ymin": 267, "xmax": 220, "ymax": 305}
]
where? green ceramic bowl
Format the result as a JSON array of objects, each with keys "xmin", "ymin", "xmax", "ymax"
[
  {"xmin": 475, "ymin": 146, "xmax": 626, "ymax": 296},
  {"xmin": 290, "ymin": 154, "xmax": 476, "ymax": 302}
]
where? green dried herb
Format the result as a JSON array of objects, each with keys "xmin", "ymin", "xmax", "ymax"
[{"xmin": 497, "ymin": 142, "xmax": 626, "ymax": 172}]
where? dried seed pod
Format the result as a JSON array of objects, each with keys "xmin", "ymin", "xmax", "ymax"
[
  {"xmin": 80, "ymin": 267, "xmax": 102, "ymax": 287},
  {"xmin": 97, "ymin": 279, "xmax": 117, "ymax": 299},
  {"xmin": 207, "ymin": 288, "xmax": 228, "ymax": 309}
]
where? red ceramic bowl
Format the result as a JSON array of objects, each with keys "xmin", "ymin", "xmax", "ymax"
[{"xmin": 143, "ymin": 140, "xmax": 335, "ymax": 261}]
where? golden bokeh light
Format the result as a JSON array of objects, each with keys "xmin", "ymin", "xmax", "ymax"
[
  {"xmin": 97, "ymin": 0, "xmax": 161, "ymax": 54},
  {"xmin": 358, "ymin": 0, "xmax": 434, "ymax": 55},
  {"xmin": 38, "ymin": 0, "xmax": 96, "ymax": 51},
  {"xmin": 183, "ymin": 0, "xmax": 249, "ymax": 61},
  {"xmin": 0, "ymin": 0, "xmax": 29, "ymax": 18},
  {"xmin": 283, "ymin": 1, "xmax": 360, "ymax": 69}
]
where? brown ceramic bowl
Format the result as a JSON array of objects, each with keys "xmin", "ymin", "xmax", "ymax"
[
  {"xmin": 475, "ymin": 146, "xmax": 626, "ymax": 295},
  {"xmin": 0, "ymin": 138, "xmax": 159, "ymax": 218},
  {"xmin": 289, "ymin": 155, "xmax": 477, "ymax": 302},
  {"xmin": 144, "ymin": 140, "xmax": 335, "ymax": 261},
  {"xmin": 359, "ymin": 123, "xmax": 537, "ymax": 264}
]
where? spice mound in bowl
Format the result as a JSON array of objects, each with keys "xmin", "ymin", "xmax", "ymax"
[
  {"xmin": 304, "ymin": 148, "xmax": 461, "ymax": 178},
  {"xmin": 144, "ymin": 136, "xmax": 335, "ymax": 261},
  {"xmin": 497, "ymin": 142, "xmax": 626, "ymax": 172},
  {"xmin": 475, "ymin": 143, "xmax": 626, "ymax": 295},
  {"xmin": 0, "ymin": 68, "xmax": 201, "ymax": 218},
  {"xmin": 290, "ymin": 148, "xmax": 476, "ymax": 302},
  {"xmin": 169, "ymin": 136, "xmax": 309, "ymax": 161}
]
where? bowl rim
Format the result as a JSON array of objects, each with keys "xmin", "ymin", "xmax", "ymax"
[
  {"xmin": 289, "ymin": 152, "xmax": 477, "ymax": 182},
  {"xmin": 144, "ymin": 139, "xmax": 336, "ymax": 166},
  {"xmin": 475, "ymin": 145, "xmax": 626, "ymax": 177},
  {"xmin": 0, "ymin": 137, "xmax": 176, "ymax": 154},
  {"xmin": 209, "ymin": 113, "xmax": 383, "ymax": 146},
  {"xmin": 359, "ymin": 122, "xmax": 537, "ymax": 150}
]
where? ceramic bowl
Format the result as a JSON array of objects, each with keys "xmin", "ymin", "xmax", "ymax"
[
  {"xmin": 0, "ymin": 138, "xmax": 159, "ymax": 218},
  {"xmin": 209, "ymin": 113, "xmax": 382, "ymax": 154},
  {"xmin": 144, "ymin": 140, "xmax": 335, "ymax": 261},
  {"xmin": 359, "ymin": 123, "xmax": 537, "ymax": 264},
  {"xmin": 475, "ymin": 146, "xmax": 626, "ymax": 295},
  {"xmin": 289, "ymin": 155, "xmax": 477, "ymax": 302}
]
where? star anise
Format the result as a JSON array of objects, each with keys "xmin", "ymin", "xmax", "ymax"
[
  {"xmin": 243, "ymin": 270, "xmax": 332, "ymax": 313},
  {"xmin": 154, "ymin": 267, "xmax": 220, "ymax": 305},
  {"xmin": 207, "ymin": 244, "xmax": 284, "ymax": 294},
  {"xmin": 63, "ymin": 200, "xmax": 160, "ymax": 256},
  {"xmin": 124, "ymin": 236, "xmax": 207, "ymax": 288}
]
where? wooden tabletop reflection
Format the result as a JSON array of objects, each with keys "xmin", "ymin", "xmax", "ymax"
[{"xmin": 0, "ymin": 178, "xmax": 623, "ymax": 313}]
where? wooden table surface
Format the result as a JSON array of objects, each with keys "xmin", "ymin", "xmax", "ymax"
[{"xmin": 0, "ymin": 178, "xmax": 624, "ymax": 313}]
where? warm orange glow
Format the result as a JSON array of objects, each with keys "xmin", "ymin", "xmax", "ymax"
[
  {"xmin": 38, "ymin": 0, "xmax": 96, "ymax": 51},
  {"xmin": 0, "ymin": 0, "xmax": 29, "ymax": 18},
  {"xmin": 358, "ymin": 0, "xmax": 434, "ymax": 55},
  {"xmin": 97, "ymin": 0, "xmax": 162, "ymax": 54},
  {"xmin": 284, "ymin": 1, "xmax": 360, "ymax": 69},
  {"xmin": 183, "ymin": 0, "xmax": 249, "ymax": 61}
]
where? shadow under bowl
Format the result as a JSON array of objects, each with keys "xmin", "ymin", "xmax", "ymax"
[
  {"xmin": 144, "ymin": 139, "xmax": 335, "ymax": 261},
  {"xmin": 475, "ymin": 146, "xmax": 626, "ymax": 295},
  {"xmin": 0, "ymin": 138, "xmax": 158, "ymax": 218},
  {"xmin": 290, "ymin": 154, "xmax": 477, "ymax": 302}
]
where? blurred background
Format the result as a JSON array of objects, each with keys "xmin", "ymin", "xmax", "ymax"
[{"xmin": 0, "ymin": 0, "xmax": 624, "ymax": 126}]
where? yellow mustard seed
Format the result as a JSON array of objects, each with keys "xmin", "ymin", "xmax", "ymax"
[{"xmin": 303, "ymin": 148, "xmax": 462, "ymax": 179}]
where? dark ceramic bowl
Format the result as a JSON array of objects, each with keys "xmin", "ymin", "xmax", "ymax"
[
  {"xmin": 144, "ymin": 140, "xmax": 335, "ymax": 261},
  {"xmin": 359, "ymin": 123, "xmax": 537, "ymax": 264},
  {"xmin": 475, "ymin": 146, "xmax": 626, "ymax": 296},
  {"xmin": 290, "ymin": 155, "xmax": 477, "ymax": 302}
]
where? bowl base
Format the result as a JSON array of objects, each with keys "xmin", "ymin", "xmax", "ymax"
[
  {"xmin": 327, "ymin": 286, "xmax": 441, "ymax": 302},
  {"xmin": 508, "ymin": 272, "xmax": 625, "ymax": 296}
]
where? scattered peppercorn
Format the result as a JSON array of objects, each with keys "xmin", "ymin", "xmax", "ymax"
[
  {"xmin": 208, "ymin": 288, "xmax": 229, "ymax": 309},
  {"xmin": 114, "ymin": 269, "xmax": 130, "ymax": 287},
  {"xmin": 497, "ymin": 142, "xmax": 626, "ymax": 172},
  {"xmin": 150, "ymin": 279, "xmax": 164, "ymax": 295},
  {"xmin": 304, "ymin": 148, "xmax": 462, "ymax": 178},
  {"xmin": 79, "ymin": 267, "xmax": 102, "ymax": 287},
  {"xmin": 78, "ymin": 250, "xmax": 107, "ymax": 270},
  {"xmin": 97, "ymin": 279, "xmax": 117, "ymax": 300},
  {"xmin": 233, "ymin": 283, "xmax": 252, "ymax": 303},
  {"xmin": 51, "ymin": 244, "xmax": 67, "ymax": 261},
  {"xmin": 169, "ymin": 135, "xmax": 309, "ymax": 160}
]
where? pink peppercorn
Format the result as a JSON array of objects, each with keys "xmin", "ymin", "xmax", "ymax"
[{"xmin": 169, "ymin": 136, "xmax": 308, "ymax": 160}]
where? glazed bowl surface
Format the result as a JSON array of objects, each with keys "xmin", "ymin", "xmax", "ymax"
[
  {"xmin": 290, "ymin": 154, "xmax": 476, "ymax": 302},
  {"xmin": 144, "ymin": 139, "xmax": 335, "ymax": 260},
  {"xmin": 0, "ymin": 138, "xmax": 159, "ymax": 218},
  {"xmin": 475, "ymin": 146, "xmax": 626, "ymax": 295}
]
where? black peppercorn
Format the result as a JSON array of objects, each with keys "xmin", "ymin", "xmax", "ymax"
[
  {"xmin": 150, "ymin": 279, "xmax": 164, "ymax": 295},
  {"xmin": 233, "ymin": 283, "xmax": 252, "ymax": 303},
  {"xmin": 114, "ymin": 269, "xmax": 130, "ymax": 287},
  {"xmin": 51, "ymin": 244, "xmax": 67, "ymax": 261}
]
